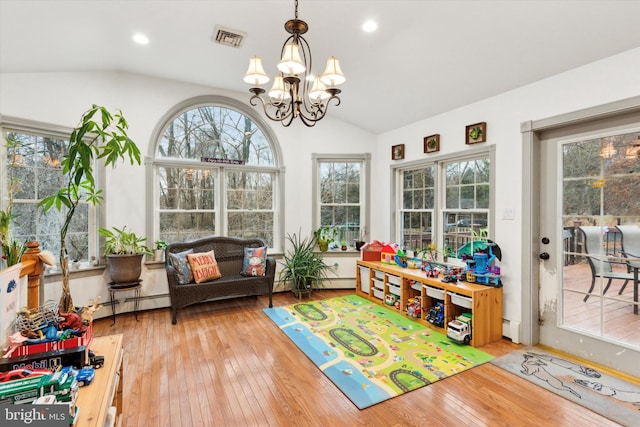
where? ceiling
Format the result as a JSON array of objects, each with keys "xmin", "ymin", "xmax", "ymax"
[{"xmin": 1, "ymin": 0, "xmax": 639, "ymax": 134}]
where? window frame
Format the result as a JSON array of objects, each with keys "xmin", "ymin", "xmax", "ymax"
[
  {"xmin": 392, "ymin": 146, "xmax": 495, "ymax": 253},
  {"xmin": 147, "ymin": 95, "xmax": 284, "ymax": 251},
  {"xmin": 0, "ymin": 115, "xmax": 103, "ymax": 270},
  {"xmin": 312, "ymin": 153, "xmax": 371, "ymax": 245}
]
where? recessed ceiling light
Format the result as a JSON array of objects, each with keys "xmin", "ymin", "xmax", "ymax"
[
  {"xmin": 132, "ymin": 33, "xmax": 149, "ymax": 45},
  {"xmin": 362, "ymin": 20, "xmax": 378, "ymax": 33}
]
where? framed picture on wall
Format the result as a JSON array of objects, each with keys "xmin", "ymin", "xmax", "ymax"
[
  {"xmin": 466, "ymin": 122, "xmax": 487, "ymax": 144},
  {"xmin": 424, "ymin": 134, "xmax": 440, "ymax": 153},
  {"xmin": 392, "ymin": 144, "xmax": 405, "ymax": 160}
]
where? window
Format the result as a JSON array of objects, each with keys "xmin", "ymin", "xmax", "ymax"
[
  {"xmin": 1, "ymin": 119, "xmax": 98, "ymax": 265},
  {"xmin": 313, "ymin": 154, "xmax": 370, "ymax": 247},
  {"xmin": 153, "ymin": 97, "xmax": 281, "ymax": 248},
  {"xmin": 396, "ymin": 151, "xmax": 493, "ymax": 255},
  {"xmin": 399, "ymin": 166, "xmax": 435, "ymax": 251}
]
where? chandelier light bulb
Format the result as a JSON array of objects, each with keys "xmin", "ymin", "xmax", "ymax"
[
  {"xmin": 268, "ymin": 75, "xmax": 291, "ymax": 102},
  {"xmin": 320, "ymin": 56, "xmax": 346, "ymax": 87},
  {"xmin": 278, "ymin": 41, "xmax": 306, "ymax": 75},
  {"xmin": 309, "ymin": 77, "xmax": 331, "ymax": 101},
  {"xmin": 244, "ymin": 56, "xmax": 270, "ymax": 85}
]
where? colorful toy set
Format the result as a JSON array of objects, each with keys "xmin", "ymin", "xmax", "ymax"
[
  {"xmin": 459, "ymin": 241, "xmax": 502, "ymax": 287},
  {"xmin": 426, "ymin": 302, "xmax": 445, "ymax": 327},
  {"xmin": 406, "ymin": 297, "xmax": 421, "ymax": 318}
]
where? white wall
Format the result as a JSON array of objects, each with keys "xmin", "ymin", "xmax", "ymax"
[
  {"xmin": 375, "ymin": 47, "xmax": 640, "ymax": 333},
  {"xmin": 0, "ymin": 71, "xmax": 374, "ymax": 318},
  {"xmin": 2, "ymin": 47, "xmax": 639, "ymax": 327}
]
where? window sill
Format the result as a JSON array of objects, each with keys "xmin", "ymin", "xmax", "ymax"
[{"xmin": 44, "ymin": 265, "xmax": 106, "ymax": 279}]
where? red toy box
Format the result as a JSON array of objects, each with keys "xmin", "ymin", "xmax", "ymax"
[{"xmin": 11, "ymin": 324, "xmax": 93, "ymax": 358}]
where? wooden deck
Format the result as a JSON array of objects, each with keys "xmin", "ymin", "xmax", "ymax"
[{"xmin": 563, "ymin": 262, "xmax": 640, "ymax": 345}]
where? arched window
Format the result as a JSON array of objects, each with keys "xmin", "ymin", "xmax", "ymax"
[{"xmin": 152, "ymin": 96, "xmax": 282, "ymax": 248}]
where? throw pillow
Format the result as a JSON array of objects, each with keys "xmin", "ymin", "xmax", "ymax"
[
  {"xmin": 168, "ymin": 249, "xmax": 194, "ymax": 284},
  {"xmin": 241, "ymin": 246, "xmax": 267, "ymax": 277},
  {"xmin": 187, "ymin": 250, "xmax": 222, "ymax": 283}
]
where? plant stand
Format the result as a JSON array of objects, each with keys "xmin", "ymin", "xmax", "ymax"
[
  {"xmin": 292, "ymin": 289, "xmax": 312, "ymax": 300},
  {"xmin": 107, "ymin": 280, "xmax": 142, "ymax": 325}
]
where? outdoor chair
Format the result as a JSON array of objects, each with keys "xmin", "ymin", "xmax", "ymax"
[
  {"xmin": 579, "ymin": 226, "xmax": 633, "ymax": 302},
  {"xmin": 616, "ymin": 225, "xmax": 640, "ymax": 295}
]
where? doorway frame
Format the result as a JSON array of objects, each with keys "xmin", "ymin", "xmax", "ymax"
[{"xmin": 520, "ymin": 95, "xmax": 640, "ymax": 349}]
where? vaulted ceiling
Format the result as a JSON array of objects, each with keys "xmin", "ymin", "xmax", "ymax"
[{"xmin": 1, "ymin": 0, "xmax": 639, "ymax": 134}]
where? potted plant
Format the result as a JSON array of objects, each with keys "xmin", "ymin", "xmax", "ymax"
[
  {"xmin": 279, "ymin": 231, "xmax": 334, "ymax": 298},
  {"xmin": 154, "ymin": 240, "xmax": 167, "ymax": 262},
  {"xmin": 98, "ymin": 226, "xmax": 152, "ymax": 283},
  {"xmin": 314, "ymin": 226, "xmax": 337, "ymax": 252},
  {"xmin": 39, "ymin": 105, "xmax": 142, "ymax": 311}
]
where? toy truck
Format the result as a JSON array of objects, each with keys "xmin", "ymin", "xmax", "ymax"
[{"xmin": 447, "ymin": 313, "xmax": 472, "ymax": 344}]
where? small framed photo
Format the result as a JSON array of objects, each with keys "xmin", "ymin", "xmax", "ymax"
[
  {"xmin": 392, "ymin": 144, "xmax": 405, "ymax": 160},
  {"xmin": 424, "ymin": 134, "xmax": 440, "ymax": 153},
  {"xmin": 466, "ymin": 122, "xmax": 487, "ymax": 144}
]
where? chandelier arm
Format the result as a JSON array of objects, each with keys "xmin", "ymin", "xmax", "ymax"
[
  {"xmin": 250, "ymin": 93, "xmax": 297, "ymax": 124},
  {"xmin": 296, "ymin": 95, "xmax": 341, "ymax": 125}
]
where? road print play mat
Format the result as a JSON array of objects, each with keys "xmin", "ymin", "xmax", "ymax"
[{"xmin": 263, "ymin": 294, "xmax": 493, "ymax": 409}]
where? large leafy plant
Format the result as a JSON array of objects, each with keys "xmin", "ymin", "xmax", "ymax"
[
  {"xmin": 98, "ymin": 226, "xmax": 151, "ymax": 256},
  {"xmin": 0, "ymin": 135, "xmax": 26, "ymax": 268},
  {"xmin": 278, "ymin": 231, "xmax": 333, "ymax": 294},
  {"xmin": 39, "ymin": 105, "xmax": 142, "ymax": 312}
]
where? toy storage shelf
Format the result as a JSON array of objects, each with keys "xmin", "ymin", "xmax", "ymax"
[{"xmin": 355, "ymin": 260, "xmax": 503, "ymax": 347}]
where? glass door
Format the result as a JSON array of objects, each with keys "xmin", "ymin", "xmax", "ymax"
[{"xmin": 538, "ymin": 121, "xmax": 640, "ymax": 364}]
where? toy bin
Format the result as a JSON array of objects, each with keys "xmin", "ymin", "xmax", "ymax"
[
  {"xmin": 373, "ymin": 288, "xmax": 384, "ymax": 300},
  {"xmin": 372, "ymin": 278, "xmax": 384, "ymax": 290},
  {"xmin": 425, "ymin": 286, "xmax": 445, "ymax": 300},
  {"xmin": 386, "ymin": 274, "xmax": 401, "ymax": 286},
  {"xmin": 449, "ymin": 292, "xmax": 472, "ymax": 309},
  {"xmin": 388, "ymin": 283, "xmax": 401, "ymax": 296},
  {"xmin": 358, "ymin": 266, "xmax": 370, "ymax": 292}
]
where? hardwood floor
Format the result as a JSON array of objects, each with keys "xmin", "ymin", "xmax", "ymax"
[{"xmin": 91, "ymin": 290, "xmax": 619, "ymax": 427}]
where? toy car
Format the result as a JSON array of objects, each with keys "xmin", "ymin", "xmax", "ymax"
[
  {"xmin": 0, "ymin": 368, "xmax": 50, "ymax": 383},
  {"xmin": 88, "ymin": 350, "xmax": 104, "ymax": 369},
  {"xmin": 75, "ymin": 367, "xmax": 95, "ymax": 386}
]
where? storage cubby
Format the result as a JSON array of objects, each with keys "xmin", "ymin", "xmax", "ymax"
[{"xmin": 355, "ymin": 260, "xmax": 503, "ymax": 347}]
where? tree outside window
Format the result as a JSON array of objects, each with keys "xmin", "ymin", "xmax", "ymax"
[{"xmin": 154, "ymin": 101, "xmax": 279, "ymax": 247}]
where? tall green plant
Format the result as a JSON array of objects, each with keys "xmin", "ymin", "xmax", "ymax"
[
  {"xmin": 279, "ymin": 231, "xmax": 333, "ymax": 293},
  {"xmin": 39, "ymin": 105, "xmax": 142, "ymax": 311},
  {"xmin": 1, "ymin": 135, "xmax": 26, "ymax": 268}
]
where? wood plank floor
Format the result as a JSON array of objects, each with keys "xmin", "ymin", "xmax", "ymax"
[{"xmin": 91, "ymin": 290, "xmax": 620, "ymax": 427}]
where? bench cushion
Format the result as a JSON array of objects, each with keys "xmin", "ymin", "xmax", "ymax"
[
  {"xmin": 240, "ymin": 246, "xmax": 267, "ymax": 276},
  {"xmin": 188, "ymin": 250, "xmax": 222, "ymax": 283}
]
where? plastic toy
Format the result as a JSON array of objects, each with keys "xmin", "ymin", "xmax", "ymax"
[
  {"xmin": 426, "ymin": 302, "xmax": 445, "ymax": 327},
  {"xmin": 447, "ymin": 313, "xmax": 473, "ymax": 344},
  {"xmin": 385, "ymin": 294, "xmax": 398, "ymax": 306},
  {"xmin": 406, "ymin": 297, "xmax": 421, "ymax": 318},
  {"xmin": 0, "ymin": 368, "xmax": 50, "ymax": 383},
  {"xmin": 76, "ymin": 367, "xmax": 95, "ymax": 386}
]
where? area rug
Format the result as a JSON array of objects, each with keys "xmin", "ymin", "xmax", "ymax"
[
  {"xmin": 263, "ymin": 294, "xmax": 493, "ymax": 409},
  {"xmin": 492, "ymin": 347, "xmax": 640, "ymax": 426}
]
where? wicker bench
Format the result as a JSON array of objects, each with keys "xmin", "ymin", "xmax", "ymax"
[{"xmin": 165, "ymin": 236, "xmax": 274, "ymax": 324}]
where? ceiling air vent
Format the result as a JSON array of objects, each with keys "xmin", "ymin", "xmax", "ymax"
[{"xmin": 213, "ymin": 25, "xmax": 246, "ymax": 48}]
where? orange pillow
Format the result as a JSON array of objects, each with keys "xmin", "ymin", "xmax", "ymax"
[{"xmin": 187, "ymin": 250, "xmax": 222, "ymax": 283}]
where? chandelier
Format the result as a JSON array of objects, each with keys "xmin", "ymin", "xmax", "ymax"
[{"xmin": 243, "ymin": 0, "xmax": 345, "ymax": 127}]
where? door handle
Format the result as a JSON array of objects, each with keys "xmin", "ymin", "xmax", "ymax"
[{"xmin": 539, "ymin": 252, "xmax": 550, "ymax": 260}]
